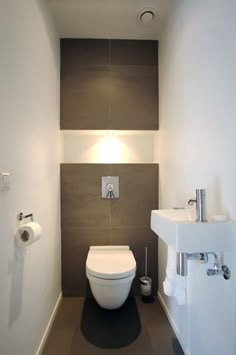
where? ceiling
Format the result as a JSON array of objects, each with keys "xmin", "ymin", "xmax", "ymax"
[{"xmin": 47, "ymin": 0, "xmax": 170, "ymax": 39}]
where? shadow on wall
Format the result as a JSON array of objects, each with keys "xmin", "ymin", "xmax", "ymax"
[
  {"xmin": 35, "ymin": 0, "xmax": 59, "ymax": 70},
  {"xmin": 80, "ymin": 297, "xmax": 141, "ymax": 349},
  {"xmin": 8, "ymin": 245, "xmax": 25, "ymax": 327},
  {"xmin": 172, "ymin": 338, "xmax": 185, "ymax": 355},
  {"xmin": 212, "ymin": 177, "xmax": 230, "ymax": 218}
]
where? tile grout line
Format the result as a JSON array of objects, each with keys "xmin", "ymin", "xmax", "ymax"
[
  {"xmin": 108, "ymin": 164, "xmax": 112, "ymax": 245},
  {"xmin": 108, "ymin": 39, "xmax": 111, "ymax": 130}
]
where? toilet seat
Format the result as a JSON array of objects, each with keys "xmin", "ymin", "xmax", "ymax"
[{"xmin": 86, "ymin": 246, "xmax": 136, "ymax": 280}]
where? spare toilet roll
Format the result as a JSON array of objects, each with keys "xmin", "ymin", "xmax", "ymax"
[{"xmin": 16, "ymin": 222, "xmax": 42, "ymax": 247}]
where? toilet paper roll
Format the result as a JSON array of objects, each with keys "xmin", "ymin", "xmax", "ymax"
[{"xmin": 16, "ymin": 222, "xmax": 42, "ymax": 247}]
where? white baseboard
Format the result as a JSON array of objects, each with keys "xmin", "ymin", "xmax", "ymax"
[
  {"xmin": 36, "ymin": 292, "xmax": 62, "ymax": 355},
  {"xmin": 158, "ymin": 292, "xmax": 191, "ymax": 355}
]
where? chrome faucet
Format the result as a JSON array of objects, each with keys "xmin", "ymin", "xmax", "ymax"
[
  {"xmin": 206, "ymin": 252, "xmax": 221, "ymax": 276},
  {"xmin": 188, "ymin": 189, "xmax": 207, "ymax": 222},
  {"xmin": 207, "ymin": 252, "xmax": 231, "ymax": 280},
  {"xmin": 176, "ymin": 251, "xmax": 231, "ymax": 279}
]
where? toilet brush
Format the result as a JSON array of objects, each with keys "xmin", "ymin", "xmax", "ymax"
[
  {"xmin": 140, "ymin": 247, "xmax": 152, "ymax": 296},
  {"xmin": 145, "ymin": 246, "xmax": 148, "ymax": 278}
]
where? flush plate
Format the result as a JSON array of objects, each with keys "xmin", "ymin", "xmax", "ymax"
[{"xmin": 101, "ymin": 176, "xmax": 119, "ymax": 199}]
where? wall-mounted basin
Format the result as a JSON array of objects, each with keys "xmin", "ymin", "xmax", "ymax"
[{"xmin": 151, "ymin": 209, "xmax": 235, "ymax": 253}]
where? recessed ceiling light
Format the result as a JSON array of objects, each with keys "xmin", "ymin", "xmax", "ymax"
[{"xmin": 137, "ymin": 8, "xmax": 157, "ymax": 25}]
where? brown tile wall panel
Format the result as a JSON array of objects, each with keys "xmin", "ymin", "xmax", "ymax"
[
  {"xmin": 111, "ymin": 228, "xmax": 158, "ymax": 295},
  {"xmin": 110, "ymin": 164, "xmax": 158, "ymax": 227},
  {"xmin": 61, "ymin": 39, "xmax": 109, "ymax": 70},
  {"xmin": 62, "ymin": 228, "xmax": 110, "ymax": 296},
  {"xmin": 60, "ymin": 39, "xmax": 158, "ymax": 130},
  {"xmin": 110, "ymin": 66, "xmax": 158, "ymax": 130},
  {"xmin": 61, "ymin": 164, "xmax": 158, "ymax": 296},
  {"xmin": 60, "ymin": 39, "xmax": 110, "ymax": 129},
  {"xmin": 61, "ymin": 164, "xmax": 110, "ymax": 228},
  {"xmin": 110, "ymin": 40, "xmax": 158, "ymax": 66},
  {"xmin": 61, "ymin": 67, "xmax": 110, "ymax": 130}
]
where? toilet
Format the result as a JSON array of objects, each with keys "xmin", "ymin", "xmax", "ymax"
[{"xmin": 86, "ymin": 246, "xmax": 136, "ymax": 310}]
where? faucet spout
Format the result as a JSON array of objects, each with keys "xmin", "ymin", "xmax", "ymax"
[{"xmin": 188, "ymin": 198, "xmax": 197, "ymax": 206}]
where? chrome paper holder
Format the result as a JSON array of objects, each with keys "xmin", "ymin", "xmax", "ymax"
[
  {"xmin": 17, "ymin": 212, "xmax": 34, "ymax": 222},
  {"xmin": 176, "ymin": 251, "xmax": 231, "ymax": 280}
]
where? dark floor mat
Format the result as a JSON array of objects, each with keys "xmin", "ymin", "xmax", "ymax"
[{"xmin": 81, "ymin": 297, "xmax": 141, "ymax": 348}]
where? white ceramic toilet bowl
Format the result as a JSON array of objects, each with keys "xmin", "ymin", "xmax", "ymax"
[{"xmin": 86, "ymin": 246, "xmax": 136, "ymax": 310}]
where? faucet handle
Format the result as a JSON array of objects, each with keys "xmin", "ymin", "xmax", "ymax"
[{"xmin": 222, "ymin": 265, "xmax": 231, "ymax": 280}]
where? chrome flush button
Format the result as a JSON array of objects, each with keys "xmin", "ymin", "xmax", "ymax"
[{"xmin": 101, "ymin": 176, "xmax": 119, "ymax": 199}]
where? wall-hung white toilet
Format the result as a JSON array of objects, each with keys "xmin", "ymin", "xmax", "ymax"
[{"xmin": 86, "ymin": 246, "xmax": 136, "ymax": 310}]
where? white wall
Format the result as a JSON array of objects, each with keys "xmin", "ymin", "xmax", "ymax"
[
  {"xmin": 159, "ymin": 1, "xmax": 236, "ymax": 354},
  {"xmin": 63, "ymin": 131, "xmax": 158, "ymax": 163},
  {"xmin": 0, "ymin": 1, "xmax": 61, "ymax": 355}
]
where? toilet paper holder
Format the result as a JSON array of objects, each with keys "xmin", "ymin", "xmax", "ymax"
[{"xmin": 17, "ymin": 212, "xmax": 34, "ymax": 222}]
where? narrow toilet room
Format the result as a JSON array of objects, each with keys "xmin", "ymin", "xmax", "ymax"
[{"xmin": 1, "ymin": 1, "xmax": 236, "ymax": 355}]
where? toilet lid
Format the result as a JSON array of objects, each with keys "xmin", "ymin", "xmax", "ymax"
[{"xmin": 86, "ymin": 247, "xmax": 136, "ymax": 280}]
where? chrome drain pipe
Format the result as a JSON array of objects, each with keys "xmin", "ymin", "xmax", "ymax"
[{"xmin": 176, "ymin": 252, "xmax": 208, "ymax": 276}]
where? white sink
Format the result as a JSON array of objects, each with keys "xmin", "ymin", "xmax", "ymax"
[{"xmin": 151, "ymin": 209, "xmax": 235, "ymax": 252}]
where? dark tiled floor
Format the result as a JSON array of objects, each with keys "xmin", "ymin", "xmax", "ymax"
[{"xmin": 42, "ymin": 297, "xmax": 184, "ymax": 355}]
